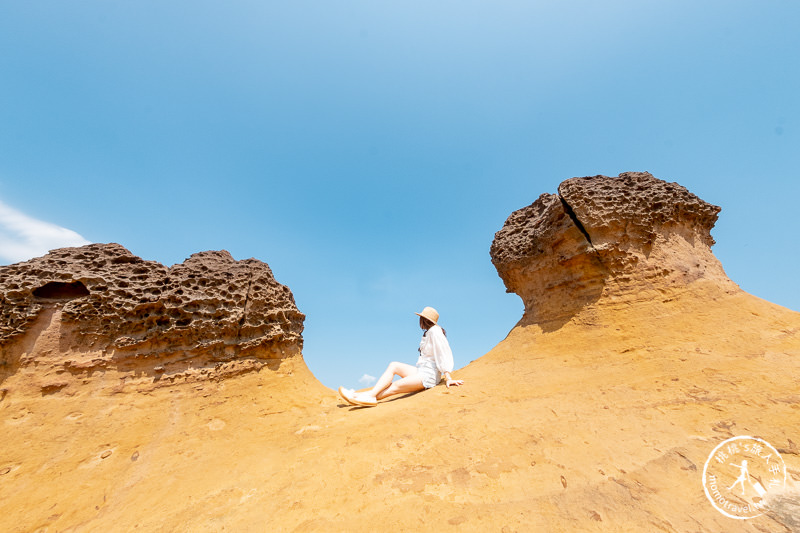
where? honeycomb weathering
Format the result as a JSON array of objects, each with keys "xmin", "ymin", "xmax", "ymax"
[
  {"xmin": 490, "ymin": 172, "xmax": 738, "ymax": 325},
  {"xmin": 0, "ymin": 243, "xmax": 305, "ymax": 391}
]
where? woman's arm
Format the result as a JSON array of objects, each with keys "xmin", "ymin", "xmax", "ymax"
[
  {"xmin": 441, "ymin": 370, "xmax": 464, "ymax": 388},
  {"xmin": 428, "ymin": 327, "xmax": 463, "ymax": 388}
]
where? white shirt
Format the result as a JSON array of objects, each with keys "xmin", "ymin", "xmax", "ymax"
[{"xmin": 418, "ymin": 324, "xmax": 454, "ymax": 374}]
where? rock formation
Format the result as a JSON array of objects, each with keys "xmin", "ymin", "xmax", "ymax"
[
  {"xmin": 1, "ymin": 174, "xmax": 798, "ymax": 532},
  {"xmin": 491, "ymin": 171, "xmax": 738, "ymax": 326},
  {"xmin": 0, "ymin": 243, "xmax": 305, "ymax": 394}
]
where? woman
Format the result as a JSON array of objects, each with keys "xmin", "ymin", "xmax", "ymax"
[{"xmin": 338, "ymin": 306, "xmax": 464, "ymax": 407}]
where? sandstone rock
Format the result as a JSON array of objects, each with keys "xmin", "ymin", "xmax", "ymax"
[
  {"xmin": 0, "ymin": 243, "xmax": 304, "ymax": 392},
  {"xmin": 2, "ymin": 180, "xmax": 799, "ymax": 532},
  {"xmin": 491, "ymin": 172, "xmax": 738, "ymax": 326}
]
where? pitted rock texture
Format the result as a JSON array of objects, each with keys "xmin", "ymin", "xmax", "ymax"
[
  {"xmin": 0, "ymin": 243, "xmax": 304, "ymax": 391},
  {"xmin": 491, "ymin": 172, "xmax": 739, "ymax": 325}
]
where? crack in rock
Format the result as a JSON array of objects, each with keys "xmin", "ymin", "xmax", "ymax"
[
  {"xmin": 237, "ymin": 266, "xmax": 254, "ymax": 341},
  {"xmin": 559, "ymin": 195, "xmax": 595, "ymax": 250}
]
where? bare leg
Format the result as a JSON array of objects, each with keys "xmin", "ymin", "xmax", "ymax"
[
  {"xmin": 376, "ymin": 375, "xmax": 425, "ymax": 400},
  {"xmin": 363, "ymin": 362, "xmax": 425, "ymax": 401}
]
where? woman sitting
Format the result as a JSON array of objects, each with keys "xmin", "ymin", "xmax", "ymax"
[{"xmin": 338, "ymin": 306, "xmax": 464, "ymax": 407}]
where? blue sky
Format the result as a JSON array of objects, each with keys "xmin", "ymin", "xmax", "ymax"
[{"xmin": 1, "ymin": 1, "xmax": 798, "ymax": 388}]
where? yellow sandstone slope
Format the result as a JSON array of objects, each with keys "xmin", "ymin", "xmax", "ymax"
[{"xmin": 1, "ymin": 173, "xmax": 798, "ymax": 532}]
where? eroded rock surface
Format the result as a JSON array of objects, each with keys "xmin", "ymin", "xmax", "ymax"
[
  {"xmin": 1, "ymin": 180, "xmax": 799, "ymax": 533},
  {"xmin": 491, "ymin": 172, "xmax": 738, "ymax": 325},
  {"xmin": 0, "ymin": 243, "xmax": 304, "ymax": 392}
]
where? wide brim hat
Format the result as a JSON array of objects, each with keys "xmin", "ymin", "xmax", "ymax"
[{"xmin": 415, "ymin": 306, "xmax": 439, "ymax": 324}]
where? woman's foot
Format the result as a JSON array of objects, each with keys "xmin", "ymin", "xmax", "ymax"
[
  {"xmin": 339, "ymin": 387, "xmax": 378, "ymax": 407},
  {"xmin": 351, "ymin": 392, "xmax": 377, "ymax": 407},
  {"xmin": 339, "ymin": 387, "xmax": 377, "ymax": 407},
  {"xmin": 338, "ymin": 386, "xmax": 357, "ymax": 405}
]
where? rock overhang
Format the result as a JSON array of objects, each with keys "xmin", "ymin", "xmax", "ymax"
[{"xmin": 490, "ymin": 172, "xmax": 737, "ymax": 325}]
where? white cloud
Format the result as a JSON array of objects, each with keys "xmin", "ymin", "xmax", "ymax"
[
  {"xmin": 358, "ymin": 373, "xmax": 376, "ymax": 386},
  {"xmin": 0, "ymin": 200, "xmax": 91, "ymax": 265}
]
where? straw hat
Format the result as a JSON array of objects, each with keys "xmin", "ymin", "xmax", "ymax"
[{"xmin": 415, "ymin": 306, "xmax": 439, "ymax": 324}]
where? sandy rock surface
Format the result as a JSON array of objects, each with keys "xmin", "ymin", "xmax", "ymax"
[{"xmin": 1, "ymin": 173, "xmax": 799, "ymax": 532}]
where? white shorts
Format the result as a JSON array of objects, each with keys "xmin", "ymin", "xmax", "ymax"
[{"xmin": 416, "ymin": 358, "xmax": 440, "ymax": 389}]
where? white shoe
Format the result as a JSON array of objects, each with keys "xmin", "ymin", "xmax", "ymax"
[
  {"xmin": 351, "ymin": 392, "xmax": 377, "ymax": 407},
  {"xmin": 338, "ymin": 386, "xmax": 357, "ymax": 405}
]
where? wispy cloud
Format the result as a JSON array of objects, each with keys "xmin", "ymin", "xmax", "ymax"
[
  {"xmin": 358, "ymin": 374, "xmax": 376, "ymax": 386},
  {"xmin": 0, "ymin": 200, "xmax": 91, "ymax": 265}
]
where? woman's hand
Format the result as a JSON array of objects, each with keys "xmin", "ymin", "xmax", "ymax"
[{"xmin": 445, "ymin": 378, "xmax": 464, "ymax": 388}]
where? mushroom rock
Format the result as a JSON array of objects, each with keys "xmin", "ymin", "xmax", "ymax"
[
  {"xmin": 491, "ymin": 171, "xmax": 739, "ymax": 326},
  {"xmin": 473, "ymin": 172, "xmax": 800, "ymax": 529},
  {"xmin": 0, "ymin": 243, "xmax": 306, "ymax": 395}
]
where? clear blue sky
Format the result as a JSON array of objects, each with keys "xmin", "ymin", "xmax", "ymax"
[{"xmin": 1, "ymin": 2, "xmax": 798, "ymax": 389}]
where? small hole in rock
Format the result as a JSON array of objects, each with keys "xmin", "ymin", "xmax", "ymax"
[{"xmin": 33, "ymin": 281, "xmax": 90, "ymax": 300}]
